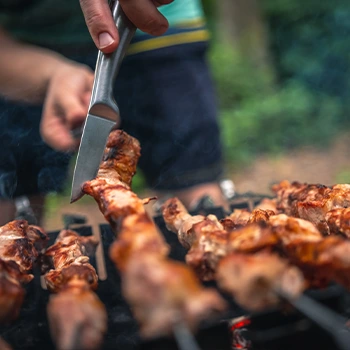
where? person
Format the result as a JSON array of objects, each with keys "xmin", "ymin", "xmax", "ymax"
[{"xmin": 0, "ymin": 0, "xmax": 227, "ymax": 226}]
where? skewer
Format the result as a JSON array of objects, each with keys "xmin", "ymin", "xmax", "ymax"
[
  {"xmin": 173, "ymin": 322, "xmax": 202, "ymax": 350},
  {"xmin": 276, "ymin": 289, "xmax": 350, "ymax": 350}
]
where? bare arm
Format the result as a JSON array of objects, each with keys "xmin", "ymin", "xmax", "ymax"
[
  {"xmin": 0, "ymin": 27, "xmax": 70, "ymax": 104},
  {"xmin": 0, "ymin": 27, "xmax": 94, "ymax": 152}
]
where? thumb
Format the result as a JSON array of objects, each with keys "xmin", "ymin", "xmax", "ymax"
[{"xmin": 80, "ymin": 0, "xmax": 119, "ymax": 53}]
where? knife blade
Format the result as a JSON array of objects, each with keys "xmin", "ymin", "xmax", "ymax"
[{"xmin": 70, "ymin": 0, "xmax": 136, "ymax": 203}]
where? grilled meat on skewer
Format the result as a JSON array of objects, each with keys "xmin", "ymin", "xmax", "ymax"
[
  {"xmin": 325, "ymin": 208, "xmax": 350, "ymax": 238},
  {"xmin": 282, "ymin": 235, "xmax": 350, "ymax": 289},
  {"xmin": 43, "ymin": 230, "xmax": 107, "ymax": 350},
  {"xmin": 83, "ymin": 130, "xmax": 226, "ymax": 338},
  {"xmin": 220, "ymin": 209, "xmax": 251, "ymax": 231},
  {"xmin": 162, "ymin": 199, "xmax": 305, "ymax": 310},
  {"xmin": 220, "ymin": 208, "xmax": 275, "ymax": 231},
  {"xmin": 254, "ymin": 198, "xmax": 279, "ymax": 213},
  {"xmin": 225, "ymin": 211, "xmax": 350, "ymax": 289},
  {"xmin": 0, "ymin": 220, "xmax": 47, "ymax": 323},
  {"xmin": 272, "ymin": 181, "xmax": 350, "ymax": 234},
  {"xmin": 216, "ymin": 252, "xmax": 304, "ymax": 311},
  {"xmin": 163, "ymin": 197, "xmax": 229, "ymax": 281}
]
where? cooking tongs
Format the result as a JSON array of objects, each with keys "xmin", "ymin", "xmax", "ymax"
[{"xmin": 71, "ymin": 0, "xmax": 136, "ymax": 203}]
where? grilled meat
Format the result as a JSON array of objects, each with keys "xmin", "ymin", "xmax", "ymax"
[
  {"xmin": 325, "ymin": 208, "xmax": 350, "ymax": 238},
  {"xmin": 216, "ymin": 252, "xmax": 304, "ymax": 311},
  {"xmin": 283, "ymin": 236, "xmax": 350, "ymax": 289},
  {"xmin": 254, "ymin": 198, "xmax": 278, "ymax": 213},
  {"xmin": 220, "ymin": 209, "xmax": 251, "ymax": 231},
  {"xmin": 220, "ymin": 208, "xmax": 275, "ymax": 232},
  {"xmin": 43, "ymin": 230, "xmax": 107, "ymax": 350},
  {"xmin": 0, "ymin": 220, "xmax": 47, "ymax": 323},
  {"xmin": 163, "ymin": 197, "xmax": 228, "ymax": 280},
  {"xmin": 226, "ymin": 212, "xmax": 350, "ymax": 289},
  {"xmin": 268, "ymin": 214, "xmax": 323, "ymax": 245},
  {"xmin": 163, "ymin": 199, "xmax": 305, "ymax": 310},
  {"xmin": 227, "ymin": 222, "xmax": 279, "ymax": 253},
  {"xmin": 248, "ymin": 209, "xmax": 275, "ymax": 225},
  {"xmin": 83, "ymin": 130, "xmax": 226, "ymax": 338},
  {"xmin": 272, "ymin": 181, "xmax": 350, "ymax": 234}
]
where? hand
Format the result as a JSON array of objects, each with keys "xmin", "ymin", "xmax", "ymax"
[
  {"xmin": 40, "ymin": 63, "xmax": 94, "ymax": 152},
  {"xmin": 79, "ymin": 0, "xmax": 174, "ymax": 53}
]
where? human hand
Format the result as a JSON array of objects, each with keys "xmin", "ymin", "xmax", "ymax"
[
  {"xmin": 79, "ymin": 0, "xmax": 174, "ymax": 53},
  {"xmin": 40, "ymin": 62, "xmax": 94, "ymax": 152}
]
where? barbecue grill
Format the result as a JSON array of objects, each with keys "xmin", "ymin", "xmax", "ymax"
[{"xmin": 2, "ymin": 196, "xmax": 350, "ymax": 350}]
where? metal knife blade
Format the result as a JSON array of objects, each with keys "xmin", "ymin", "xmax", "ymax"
[
  {"xmin": 70, "ymin": 0, "xmax": 136, "ymax": 203},
  {"xmin": 70, "ymin": 115, "xmax": 115, "ymax": 203}
]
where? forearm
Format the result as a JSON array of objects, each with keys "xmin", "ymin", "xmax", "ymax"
[{"xmin": 0, "ymin": 27, "xmax": 70, "ymax": 104}]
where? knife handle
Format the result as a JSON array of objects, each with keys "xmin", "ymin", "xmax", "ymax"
[{"xmin": 89, "ymin": 0, "xmax": 136, "ymax": 122}]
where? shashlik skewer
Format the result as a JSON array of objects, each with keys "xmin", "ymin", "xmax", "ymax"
[
  {"xmin": 83, "ymin": 129, "xmax": 226, "ymax": 338},
  {"xmin": 162, "ymin": 198, "xmax": 305, "ymax": 311},
  {"xmin": 272, "ymin": 180, "xmax": 350, "ymax": 235},
  {"xmin": 223, "ymin": 210, "xmax": 350, "ymax": 289},
  {"xmin": 216, "ymin": 252, "xmax": 304, "ymax": 311},
  {"xmin": 42, "ymin": 229, "xmax": 107, "ymax": 350},
  {"xmin": 163, "ymin": 197, "xmax": 228, "ymax": 281},
  {"xmin": 325, "ymin": 208, "xmax": 350, "ymax": 239},
  {"xmin": 0, "ymin": 220, "xmax": 47, "ymax": 323}
]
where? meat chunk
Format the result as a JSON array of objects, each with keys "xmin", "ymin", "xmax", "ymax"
[
  {"xmin": 325, "ymin": 208, "xmax": 350, "ymax": 238},
  {"xmin": 43, "ymin": 230, "xmax": 107, "ymax": 350},
  {"xmin": 163, "ymin": 197, "xmax": 228, "ymax": 280},
  {"xmin": 272, "ymin": 181, "xmax": 350, "ymax": 235},
  {"xmin": 216, "ymin": 252, "xmax": 304, "ymax": 311},
  {"xmin": 84, "ymin": 130, "xmax": 226, "ymax": 338},
  {"xmin": 0, "ymin": 220, "xmax": 47, "ymax": 323}
]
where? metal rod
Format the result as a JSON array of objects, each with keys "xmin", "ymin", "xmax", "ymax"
[
  {"xmin": 276, "ymin": 289, "xmax": 350, "ymax": 350},
  {"xmin": 173, "ymin": 322, "xmax": 202, "ymax": 350}
]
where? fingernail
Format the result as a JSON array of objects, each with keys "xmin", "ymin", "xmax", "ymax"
[{"xmin": 98, "ymin": 32, "xmax": 114, "ymax": 48}]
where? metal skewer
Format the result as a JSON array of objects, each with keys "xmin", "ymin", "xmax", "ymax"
[
  {"xmin": 173, "ymin": 322, "xmax": 202, "ymax": 350},
  {"xmin": 276, "ymin": 289, "xmax": 350, "ymax": 350}
]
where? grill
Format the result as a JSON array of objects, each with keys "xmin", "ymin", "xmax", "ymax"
[{"xmin": 2, "ymin": 196, "xmax": 350, "ymax": 350}]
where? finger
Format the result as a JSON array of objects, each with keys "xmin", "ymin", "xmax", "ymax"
[
  {"xmin": 119, "ymin": 0, "xmax": 169, "ymax": 36},
  {"xmin": 82, "ymin": 91, "xmax": 92, "ymax": 107},
  {"xmin": 80, "ymin": 0, "xmax": 119, "ymax": 53},
  {"xmin": 57, "ymin": 93, "xmax": 89, "ymax": 129},
  {"xmin": 41, "ymin": 115, "xmax": 76, "ymax": 152}
]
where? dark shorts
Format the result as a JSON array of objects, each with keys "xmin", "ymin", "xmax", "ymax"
[{"xmin": 0, "ymin": 42, "xmax": 223, "ymax": 199}]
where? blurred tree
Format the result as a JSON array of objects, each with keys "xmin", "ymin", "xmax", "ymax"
[
  {"xmin": 262, "ymin": 0, "xmax": 350, "ymax": 121},
  {"xmin": 203, "ymin": 0, "xmax": 350, "ymax": 168},
  {"xmin": 216, "ymin": 0, "xmax": 275, "ymax": 83}
]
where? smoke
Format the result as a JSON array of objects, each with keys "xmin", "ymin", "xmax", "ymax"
[{"xmin": 0, "ymin": 172, "xmax": 17, "ymax": 198}]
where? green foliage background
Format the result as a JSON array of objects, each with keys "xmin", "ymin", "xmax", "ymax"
[{"xmin": 205, "ymin": 0, "xmax": 350, "ymax": 167}]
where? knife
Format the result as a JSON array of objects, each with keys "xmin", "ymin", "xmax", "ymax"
[{"xmin": 70, "ymin": 0, "xmax": 136, "ymax": 203}]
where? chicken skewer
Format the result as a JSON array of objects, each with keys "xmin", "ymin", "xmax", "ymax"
[
  {"xmin": 164, "ymin": 198, "xmax": 350, "ymax": 348},
  {"xmin": 162, "ymin": 198, "xmax": 305, "ymax": 311},
  {"xmin": 82, "ymin": 130, "xmax": 226, "ymax": 338},
  {"xmin": 42, "ymin": 229, "xmax": 107, "ymax": 350},
  {"xmin": 325, "ymin": 208, "xmax": 350, "ymax": 238},
  {"xmin": 0, "ymin": 220, "xmax": 47, "ymax": 323},
  {"xmin": 221, "ymin": 209, "xmax": 350, "ymax": 290},
  {"xmin": 163, "ymin": 198, "xmax": 229, "ymax": 281},
  {"xmin": 272, "ymin": 180, "xmax": 350, "ymax": 235}
]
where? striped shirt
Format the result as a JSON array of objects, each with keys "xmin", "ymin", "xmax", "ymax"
[{"xmin": 0, "ymin": 0, "xmax": 209, "ymax": 54}]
